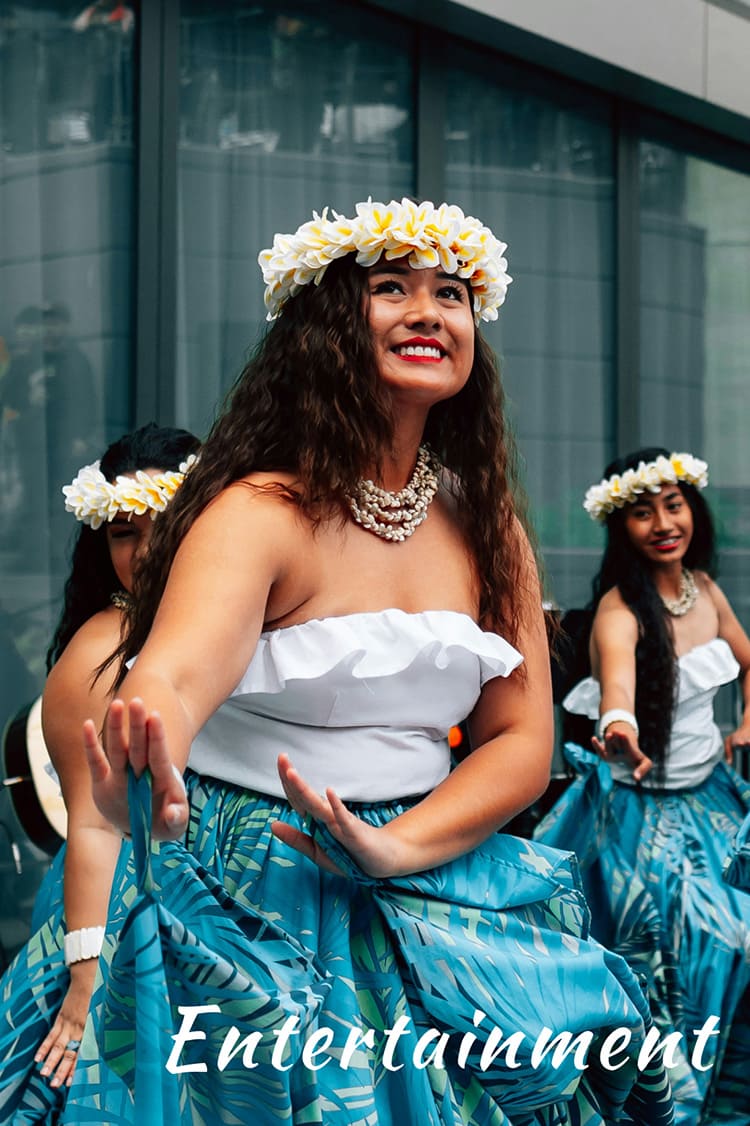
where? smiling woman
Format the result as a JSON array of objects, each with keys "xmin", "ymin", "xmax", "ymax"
[
  {"xmin": 54, "ymin": 202, "xmax": 673, "ymax": 1125},
  {"xmin": 366, "ymin": 261, "xmax": 476, "ymax": 411},
  {"xmin": 536, "ymin": 444, "xmax": 750, "ymax": 1122}
]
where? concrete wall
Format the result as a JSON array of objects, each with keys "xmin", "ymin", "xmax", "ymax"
[{"xmin": 455, "ymin": 0, "xmax": 750, "ymax": 120}]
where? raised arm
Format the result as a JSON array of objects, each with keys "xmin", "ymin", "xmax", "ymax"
[
  {"xmin": 589, "ymin": 591, "xmax": 653, "ymax": 780},
  {"xmin": 37, "ymin": 610, "xmax": 124, "ymax": 1088},
  {"xmin": 86, "ymin": 484, "xmax": 300, "ymax": 838},
  {"xmin": 275, "ymin": 528, "xmax": 555, "ymax": 877}
]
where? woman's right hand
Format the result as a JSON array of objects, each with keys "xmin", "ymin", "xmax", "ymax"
[
  {"xmin": 84, "ymin": 698, "xmax": 189, "ymax": 839},
  {"xmin": 591, "ymin": 721, "xmax": 654, "ymax": 781}
]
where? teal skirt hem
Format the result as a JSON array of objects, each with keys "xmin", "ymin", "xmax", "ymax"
[
  {"xmin": 2, "ymin": 769, "xmax": 675, "ymax": 1125},
  {"xmin": 535, "ymin": 745, "xmax": 750, "ymax": 1126}
]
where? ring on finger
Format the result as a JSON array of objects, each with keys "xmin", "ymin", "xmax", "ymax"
[{"xmin": 64, "ymin": 1039, "xmax": 81, "ymax": 1053}]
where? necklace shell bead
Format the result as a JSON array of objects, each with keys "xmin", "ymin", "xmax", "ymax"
[
  {"xmin": 661, "ymin": 568, "xmax": 698, "ymax": 616},
  {"xmin": 346, "ymin": 446, "xmax": 441, "ymax": 542}
]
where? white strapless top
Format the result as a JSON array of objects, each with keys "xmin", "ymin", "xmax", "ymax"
[
  {"xmin": 187, "ymin": 609, "xmax": 523, "ymax": 801},
  {"xmin": 563, "ymin": 637, "xmax": 739, "ymax": 789}
]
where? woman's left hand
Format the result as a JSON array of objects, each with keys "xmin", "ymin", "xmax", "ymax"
[
  {"xmin": 271, "ymin": 754, "xmax": 401, "ymax": 879},
  {"xmin": 34, "ymin": 961, "xmax": 97, "ymax": 1088},
  {"xmin": 724, "ymin": 724, "xmax": 750, "ymax": 766}
]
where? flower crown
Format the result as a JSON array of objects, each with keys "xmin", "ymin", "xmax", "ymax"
[
  {"xmin": 62, "ymin": 454, "xmax": 199, "ymax": 529},
  {"xmin": 258, "ymin": 197, "xmax": 512, "ymax": 323},
  {"xmin": 583, "ymin": 452, "xmax": 708, "ymax": 523}
]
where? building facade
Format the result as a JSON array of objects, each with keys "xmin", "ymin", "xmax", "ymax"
[{"xmin": 0, "ymin": 0, "xmax": 748, "ymax": 958}]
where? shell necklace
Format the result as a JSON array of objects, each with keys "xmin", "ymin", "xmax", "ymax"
[
  {"xmin": 346, "ymin": 446, "xmax": 440, "ymax": 542},
  {"xmin": 661, "ymin": 568, "xmax": 698, "ymax": 616}
]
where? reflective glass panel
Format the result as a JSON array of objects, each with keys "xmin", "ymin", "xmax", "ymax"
[
  {"xmin": 443, "ymin": 57, "xmax": 616, "ymax": 611},
  {"xmin": 0, "ymin": 2, "xmax": 135, "ymax": 956},
  {"xmin": 639, "ymin": 143, "xmax": 750, "ymax": 631},
  {"xmin": 176, "ymin": 0, "xmax": 415, "ymax": 435}
]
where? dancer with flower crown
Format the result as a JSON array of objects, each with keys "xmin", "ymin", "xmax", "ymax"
[
  {"xmin": 536, "ymin": 445, "xmax": 750, "ymax": 1124},
  {"xmin": 0, "ymin": 423, "xmax": 199, "ymax": 1124},
  {"xmin": 65, "ymin": 201, "xmax": 671, "ymax": 1124}
]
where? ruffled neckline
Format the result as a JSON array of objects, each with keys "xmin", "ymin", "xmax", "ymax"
[
  {"xmin": 675, "ymin": 636, "xmax": 735, "ymax": 665},
  {"xmin": 564, "ymin": 636, "xmax": 739, "ymax": 718},
  {"xmin": 230, "ymin": 607, "xmax": 523, "ymax": 698},
  {"xmin": 675, "ymin": 636, "xmax": 739, "ymax": 699}
]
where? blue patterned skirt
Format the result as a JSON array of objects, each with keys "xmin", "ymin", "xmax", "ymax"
[
  {"xmin": 725, "ymin": 810, "xmax": 750, "ymax": 894},
  {"xmin": 535, "ymin": 746, "xmax": 750, "ymax": 1126},
  {"xmin": 1, "ymin": 768, "xmax": 675, "ymax": 1125},
  {"xmin": 0, "ymin": 837, "xmax": 141, "ymax": 1125}
]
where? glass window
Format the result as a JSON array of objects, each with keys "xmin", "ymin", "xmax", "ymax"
[
  {"xmin": 176, "ymin": 0, "xmax": 415, "ymax": 435},
  {"xmin": 639, "ymin": 142, "xmax": 750, "ymax": 629},
  {"xmin": 0, "ymin": 2, "xmax": 135, "ymax": 954},
  {"xmin": 443, "ymin": 55, "xmax": 616, "ymax": 611}
]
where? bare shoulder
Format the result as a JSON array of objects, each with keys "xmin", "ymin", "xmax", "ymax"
[
  {"xmin": 697, "ymin": 571, "xmax": 747, "ymax": 644},
  {"xmin": 159, "ymin": 473, "xmax": 323, "ymax": 637},
  {"xmin": 46, "ymin": 607, "xmax": 122, "ymax": 691},
  {"xmin": 43, "ymin": 608, "xmax": 123, "ymax": 734},
  {"xmin": 597, "ymin": 586, "xmax": 629, "ymax": 614},
  {"xmin": 192, "ymin": 473, "xmax": 310, "ymax": 543},
  {"xmin": 695, "ymin": 569, "xmax": 725, "ymax": 605},
  {"xmin": 509, "ymin": 514, "xmax": 535, "ymax": 558},
  {"xmin": 592, "ymin": 588, "xmax": 638, "ymax": 642},
  {"xmin": 171, "ymin": 474, "xmax": 315, "ymax": 593}
]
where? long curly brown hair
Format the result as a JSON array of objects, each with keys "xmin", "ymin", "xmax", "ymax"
[{"xmin": 118, "ymin": 254, "xmax": 533, "ymax": 678}]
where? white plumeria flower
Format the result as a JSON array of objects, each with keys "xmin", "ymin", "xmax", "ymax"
[
  {"xmin": 583, "ymin": 451, "xmax": 709, "ymax": 522},
  {"xmin": 653, "ymin": 455, "xmax": 678, "ymax": 484},
  {"xmin": 672, "ymin": 452, "xmax": 708, "ymax": 488},
  {"xmin": 258, "ymin": 197, "xmax": 512, "ymax": 323},
  {"xmin": 583, "ymin": 482, "xmax": 610, "ymax": 521},
  {"xmin": 61, "ymin": 458, "xmax": 194, "ymax": 528},
  {"xmin": 116, "ymin": 470, "xmax": 169, "ymax": 515},
  {"xmin": 619, "ymin": 468, "xmax": 644, "ymax": 498},
  {"xmin": 178, "ymin": 453, "xmax": 199, "ymax": 476}
]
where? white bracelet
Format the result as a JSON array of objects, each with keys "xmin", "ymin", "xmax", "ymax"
[
  {"xmin": 598, "ymin": 709, "xmax": 639, "ymax": 742},
  {"xmin": 64, "ymin": 926, "xmax": 106, "ymax": 966}
]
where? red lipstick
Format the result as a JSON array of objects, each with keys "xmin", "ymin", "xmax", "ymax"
[{"xmin": 392, "ymin": 337, "xmax": 445, "ymax": 363}]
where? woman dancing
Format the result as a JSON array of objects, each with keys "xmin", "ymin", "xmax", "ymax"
[
  {"xmin": 536, "ymin": 446, "xmax": 750, "ymax": 1124},
  {"xmin": 0, "ymin": 423, "xmax": 199, "ymax": 1122},
  {"xmin": 72, "ymin": 201, "xmax": 671, "ymax": 1124}
]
